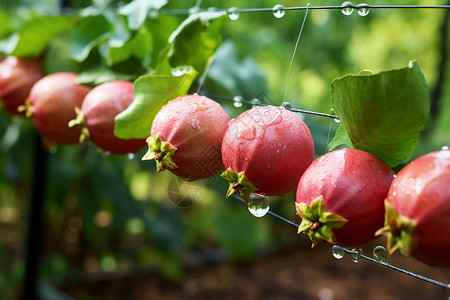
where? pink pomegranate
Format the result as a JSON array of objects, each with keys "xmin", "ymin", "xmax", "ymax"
[
  {"xmin": 296, "ymin": 148, "xmax": 395, "ymax": 248},
  {"xmin": 221, "ymin": 105, "xmax": 314, "ymax": 203},
  {"xmin": 376, "ymin": 149, "xmax": 450, "ymax": 268},
  {"xmin": 143, "ymin": 94, "xmax": 230, "ymax": 180},
  {"xmin": 69, "ymin": 80, "xmax": 146, "ymax": 154},
  {"xmin": 0, "ymin": 56, "xmax": 43, "ymax": 115},
  {"xmin": 23, "ymin": 72, "xmax": 92, "ymax": 144}
]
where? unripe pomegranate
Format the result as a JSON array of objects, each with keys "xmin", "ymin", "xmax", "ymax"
[
  {"xmin": 376, "ymin": 149, "xmax": 450, "ymax": 268},
  {"xmin": 143, "ymin": 94, "xmax": 230, "ymax": 181},
  {"xmin": 69, "ymin": 80, "xmax": 146, "ymax": 154},
  {"xmin": 0, "ymin": 56, "xmax": 43, "ymax": 115},
  {"xmin": 21, "ymin": 72, "xmax": 92, "ymax": 145},
  {"xmin": 296, "ymin": 148, "xmax": 395, "ymax": 248},
  {"xmin": 221, "ymin": 105, "xmax": 314, "ymax": 203}
]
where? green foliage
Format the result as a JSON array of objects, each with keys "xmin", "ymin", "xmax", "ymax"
[
  {"xmin": 114, "ymin": 69, "xmax": 198, "ymax": 139},
  {"xmin": 118, "ymin": 0, "xmax": 168, "ymax": 31},
  {"xmin": 0, "ymin": 15, "xmax": 76, "ymax": 56},
  {"xmin": 329, "ymin": 61, "xmax": 430, "ymax": 166}
]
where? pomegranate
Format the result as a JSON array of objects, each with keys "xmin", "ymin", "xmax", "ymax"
[
  {"xmin": 21, "ymin": 72, "xmax": 92, "ymax": 145},
  {"xmin": 143, "ymin": 94, "xmax": 230, "ymax": 181},
  {"xmin": 0, "ymin": 56, "xmax": 43, "ymax": 115},
  {"xmin": 296, "ymin": 148, "xmax": 395, "ymax": 248},
  {"xmin": 221, "ymin": 105, "xmax": 314, "ymax": 203},
  {"xmin": 376, "ymin": 149, "xmax": 450, "ymax": 268},
  {"xmin": 68, "ymin": 80, "xmax": 146, "ymax": 154}
]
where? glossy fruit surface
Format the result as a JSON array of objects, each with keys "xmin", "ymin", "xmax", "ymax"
[
  {"xmin": 143, "ymin": 94, "xmax": 230, "ymax": 180},
  {"xmin": 69, "ymin": 80, "xmax": 146, "ymax": 154},
  {"xmin": 376, "ymin": 149, "xmax": 450, "ymax": 268},
  {"xmin": 25, "ymin": 72, "xmax": 91, "ymax": 144},
  {"xmin": 221, "ymin": 105, "xmax": 314, "ymax": 202},
  {"xmin": 0, "ymin": 56, "xmax": 43, "ymax": 115},
  {"xmin": 296, "ymin": 148, "xmax": 395, "ymax": 248}
]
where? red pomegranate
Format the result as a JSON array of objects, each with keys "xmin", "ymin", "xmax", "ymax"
[
  {"xmin": 376, "ymin": 149, "xmax": 450, "ymax": 268},
  {"xmin": 0, "ymin": 56, "xmax": 43, "ymax": 115},
  {"xmin": 221, "ymin": 105, "xmax": 314, "ymax": 203},
  {"xmin": 296, "ymin": 148, "xmax": 395, "ymax": 248},
  {"xmin": 69, "ymin": 80, "xmax": 146, "ymax": 154},
  {"xmin": 143, "ymin": 94, "xmax": 230, "ymax": 180}
]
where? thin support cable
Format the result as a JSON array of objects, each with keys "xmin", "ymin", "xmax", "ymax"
[
  {"xmin": 229, "ymin": 192, "xmax": 450, "ymax": 291},
  {"xmin": 160, "ymin": 5, "xmax": 450, "ymax": 16},
  {"xmin": 283, "ymin": 4, "xmax": 310, "ymax": 102}
]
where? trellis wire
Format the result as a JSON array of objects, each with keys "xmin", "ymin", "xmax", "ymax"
[
  {"xmin": 231, "ymin": 194, "xmax": 450, "ymax": 291},
  {"xmin": 160, "ymin": 4, "xmax": 450, "ymax": 16}
]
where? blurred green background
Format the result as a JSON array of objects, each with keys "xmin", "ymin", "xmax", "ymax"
[{"xmin": 0, "ymin": 0, "xmax": 449, "ymax": 299}]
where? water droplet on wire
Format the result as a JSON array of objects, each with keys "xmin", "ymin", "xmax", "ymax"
[
  {"xmin": 442, "ymin": 146, "xmax": 449, "ymax": 151},
  {"xmin": 373, "ymin": 246, "xmax": 389, "ymax": 263},
  {"xmin": 247, "ymin": 193, "xmax": 270, "ymax": 217},
  {"xmin": 357, "ymin": 3, "xmax": 370, "ymax": 16},
  {"xmin": 233, "ymin": 96, "xmax": 244, "ymax": 107},
  {"xmin": 333, "ymin": 117, "xmax": 341, "ymax": 123},
  {"xmin": 340, "ymin": 1, "xmax": 354, "ymax": 15},
  {"xmin": 127, "ymin": 153, "xmax": 135, "ymax": 160},
  {"xmin": 332, "ymin": 245, "xmax": 345, "ymax": 259},
  {"xmin": 281, "ymin": 102, "xmax": 292, "ymax": 109},
  {"xmin": 351, "ymin": 248, "xmax": 363, "ymax": 262},
  {"xmin": 228, "ymin": 7, "xmax": 240, "ymax": 20},
  {"xmin": 273, "ymin": 4, "xmax": 286, "ymax": 18},
  {"xmin": 251, "ymin": 98, "xmax": 261, "ymax": 108}
]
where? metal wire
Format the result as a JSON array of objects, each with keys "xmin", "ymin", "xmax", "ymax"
[
  {"xmin": 231, "ymin": 194, "xmax": 449, "ymax": 290},
  {"xmin": 160, "ymin": 4, "xmax": 450, "ymax": 16}
]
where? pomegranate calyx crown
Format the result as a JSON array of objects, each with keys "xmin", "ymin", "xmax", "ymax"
[
  {"xmin": 142, "ymin": 133, "xmax": 178, "ymax": 172},
  {"xmin": 295, "ymin": 196, "xmax": 348, "ymax": 248},
  {"xmin": 375, "ymin": 200, "xmax": 417, "ymax": 256},
  {"xmin": 221, "ymin": 167, "xmax": 258, "ymax": 204},
  {"xmin": 17, "ymin": 98, "xmax": 34, "ymax": 118},
  {"xmin": 68, "ymin": 106, "xmax": 90, "ymax": 143}
]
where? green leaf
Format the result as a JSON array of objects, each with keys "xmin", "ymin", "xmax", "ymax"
[
  {"xmin": 0, "ymin": 9, "xmax": 11, "ymax": 38},
  {"xmin": 101, "ymin": 23, "xmax": 153, "ymax": 66},
  {"xmin": 0, "ymin": 15, "xmax": 76, "ymax": 56},
  {"xmin": 114, "ymin": 68, "xmax": 198, "ymax": 139},
  {"xmin": 157, "ymin": 11, "xmax": 226, "ymax": 75},
  {"xmin": 330, "ymin": 61, "xmax": 430, "ymax": 167},
  {"xmin": 76, "ymin": 64, "xmax": 141, "ymax": 86},
  {"xmin": 327, "ymin": 125, "xmax": 354, "ymax": 151},
  {"xmin": 71, "ymin": 15, "xmax": 112, "ymax": 62},
  {"xmin": 118, "ymin": 0, "xmax": 168, "ymax": 31}
]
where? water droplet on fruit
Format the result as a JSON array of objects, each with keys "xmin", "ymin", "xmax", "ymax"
[
  {"xmin": 248, "ymin": 193, "xmax": 270, "ymax": 217},
  {"xmin": 356, "ymin": 3, "xmax": 370, "ymax": 16},
  {"xmin": 372, "ymin": 246, "xmax": 389, "ymax": 263},
  {"xmin": 272, "ymin": 4, "xmax": 286, "ymax": 18},
  {"xmin": 340, "ymin": 1, "xmax": 354, "ymax": 15},
  {"xmin": 442, "ymin": 146, "xmax": 449, "ymax": 151},
  {"xmin": 351, "ymin": 248, "xmax": 363, "ymax": 262},
  {"xmin": 191, "ymin": 119, "xmax": 200, "ymax": 129},
  {"xmin": 266, "ymin": 163, "xmax": 271, "ymax": 169},
  {"xmin": 127, "ymin": 153, "xmax": 135, "ymax": 160},
  {"xmin": 239, "ymin": 127, "xmax": 256, "ymax": 140},
  {"xmin": 228, "ymin": 7, "xmax": 240, "ymax": 20},
  {"xmin": 332, "ymin": 245, "xmax": 345, "ymax": 259},
  {"xmin": 233, "ymin": 96, "xmax": 244, "ymax": 107}
]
